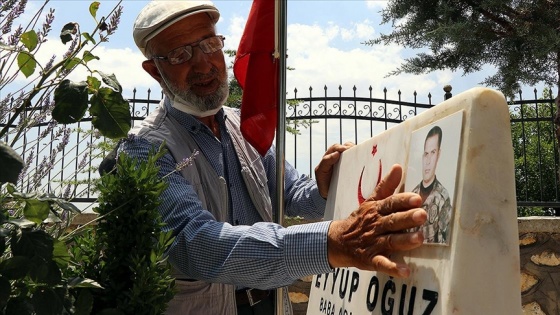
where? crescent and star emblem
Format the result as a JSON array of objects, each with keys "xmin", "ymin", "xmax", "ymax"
[{"xmin": 357, "ymin": 144, "xmax": 382, "ymax": 204}]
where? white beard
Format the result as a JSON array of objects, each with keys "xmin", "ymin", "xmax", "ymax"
[
  {"xmin": 157, "ymin": 63, "xmax": 229, "ymax": 117},
  {"xmin": 170, "ymin": 81, "xmax": 228, "ymax": 117}
]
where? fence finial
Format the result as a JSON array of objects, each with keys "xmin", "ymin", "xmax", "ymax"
[{"xmin": 444, "ymin": 85, "xmax": 453, "ymax": 100}]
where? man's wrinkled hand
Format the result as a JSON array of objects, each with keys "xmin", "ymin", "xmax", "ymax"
[{"xmin": 327, "ymin": 164, "xmax": 427, "ymax": 278}]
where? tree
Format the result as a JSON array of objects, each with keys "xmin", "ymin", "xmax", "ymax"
[
  {"xmin": 223, "ymin": 49, "xmax": 243, "ymax": 109},
  {"xmin": 368, "ymin": 0, "xmax": 559, "ymax": 95},
  {"xmin": 367, "ymin": 0, "xmax": 560, "ymax": 143}
]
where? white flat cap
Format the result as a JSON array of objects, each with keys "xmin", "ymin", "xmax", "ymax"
[{"xmin": 133, "ymin": 0, "xmax": 220, "ymax": 57}]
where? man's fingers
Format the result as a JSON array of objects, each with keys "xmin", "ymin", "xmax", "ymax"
[
  {"xmin": 384, "ymin": 230, "xmax": 424, "ymax": 251},
  {"xmin": 374, "ymin": 192, "xmax": 423, "ymax": 216},
  {"xmin": 315, "ymin": 142, "xmax": 354, "ymax": 173},
  {"xmin": 328, "ymin": 213, "xmax": 425, "ymax": 271},
  {"xmin": 378, "ymin": 208, "xmax": 426, "ymax": 234},
  {"xmin": 325, "ymin": 142, "xmax": 354, "ymax": 155},
  {"xmin": 369, "ymin": 164, "xmax": 403, "ymax": 201},
  {"xmin": 366, "ymin": 231, "xmax": 423, "ymax": 277},
  {"xmin": 371, "ymin": 255, "xmax": 412, "ymax": 278},
  {"xmin": 315, "ymin": 142, "xmax": 355, "ymax": 198},
  {"xmin": 318, "ymin": 151, "xmax": 341, "ymax": 169}
]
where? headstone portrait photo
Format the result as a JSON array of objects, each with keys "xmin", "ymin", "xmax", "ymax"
[{"xmin": 405, "ymin": 111, "xmax": 463, "ymax": 245}]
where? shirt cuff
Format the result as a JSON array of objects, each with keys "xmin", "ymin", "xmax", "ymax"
[{"xmin": 283, "ymin": 221, "xmax": 333, "ymax": 279}]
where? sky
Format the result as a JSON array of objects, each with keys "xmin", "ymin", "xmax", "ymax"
[
  {"xmin": 4, "ymin": 0, "xmax": 548, "ymax": 177},
  {"xmin": 10, "ymin": 0, "xmax": 537, "ymax": 102}
]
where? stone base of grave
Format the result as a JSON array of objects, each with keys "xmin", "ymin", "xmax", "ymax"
[{"xmin": 286, "ymin": 217, "xmax": 560, "ymax": 315}]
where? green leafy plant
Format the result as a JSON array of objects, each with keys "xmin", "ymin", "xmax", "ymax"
[
  {"xmin": 0, "ymin": 184, "xmax": 102, "ymax": 314},
  {"xmin": 67, "ymin": 145, "xmax": 175, "ymax": 315},
  {"xmin": 0, "ymin": 1, "xmax": 130, "ymax": 147},
  {"xmin": 0, "ymin": 1, "xmax": 174, "ymax": 314},
  {"xmin": 0, "ymin": 0, "xmax": 127, "ymax": 312}
]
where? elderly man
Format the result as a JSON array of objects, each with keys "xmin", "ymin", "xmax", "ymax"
[{"xmin": 122, "ymin": 1, "xmax": 427, "ymax": 314}]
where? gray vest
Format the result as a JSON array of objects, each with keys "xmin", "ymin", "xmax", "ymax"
[{"xmin": 130, "ymin": 102, "xmax": 292, "ymax": 314}]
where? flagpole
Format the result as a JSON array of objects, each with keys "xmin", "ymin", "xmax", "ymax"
[{"xmin": 275, "ymin": 0, "xmax": 288, "ymax": 314}]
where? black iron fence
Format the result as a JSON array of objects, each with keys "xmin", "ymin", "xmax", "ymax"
[
  {"xmin": 284, "ymin": 85, "xmax": 437, "ymax": 176},
  {"xmin": 1, "ymin": 86, "xmax": 558, "ymax": 213},
  {"xmin": 509, "ymin": 89, "xmax": 559, "ymax": 213}
]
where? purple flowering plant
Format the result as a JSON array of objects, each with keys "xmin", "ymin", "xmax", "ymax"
[{"xmin": 0, "ymin": 1, "xmax": 145, "ymax": 314}]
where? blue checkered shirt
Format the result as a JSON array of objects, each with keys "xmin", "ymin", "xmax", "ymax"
[{"xmin": 120, "ymin": 101, "xmax": 333, "ymax": 289}]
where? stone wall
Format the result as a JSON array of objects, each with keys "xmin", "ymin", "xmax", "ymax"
[
  {"xmin": 288, "ymin": 217, "xmax": 560, "ymax": 315},
  {"xmin": 519, "ymin": 217, "xmax": 560, "ymax": 315}
]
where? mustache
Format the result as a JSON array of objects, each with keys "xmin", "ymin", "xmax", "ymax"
[{"xmin": 187, "ymin": 67, "xmax": 220, "ymax": 85}]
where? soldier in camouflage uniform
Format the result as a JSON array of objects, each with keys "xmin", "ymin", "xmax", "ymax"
[{"xmin": 412, "ymin": 126, "xmax": 452, "ymax": 244}]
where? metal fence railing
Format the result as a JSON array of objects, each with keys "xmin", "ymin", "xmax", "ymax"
[{"xmin": 2, "ymin": 86, "xmax": 558, "ymax": 213}]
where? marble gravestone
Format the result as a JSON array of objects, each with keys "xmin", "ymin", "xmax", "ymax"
[{"xmin": 307, "ymin": 88, "xmax": 522, "ymax": 315}]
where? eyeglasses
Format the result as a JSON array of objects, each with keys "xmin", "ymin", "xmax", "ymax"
[{"xmin": 151, "ymin": 35, "xmax": 225, "ymax": 65}]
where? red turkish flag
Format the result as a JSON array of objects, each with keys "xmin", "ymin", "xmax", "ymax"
[{"xmin": 233, "ymin": 0, "xmax": 279, "ymax": 156}]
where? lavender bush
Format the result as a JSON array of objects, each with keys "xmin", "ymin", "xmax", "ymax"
[{"xmin": 0, "ymin": 1, "xmax": 144, "ymax": 313}]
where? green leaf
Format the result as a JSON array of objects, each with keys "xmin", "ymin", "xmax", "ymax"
[
  {"xmin": 0, "ymin": 256, "xmax": 31, "ymax": 279},
  {"xmin": 31, "ymin": 287, "xmax": 63, "ymax": 315},
  {"xmin": 68, "ymin": 278, "xmax": 103, "ymax": 289},
  {"xmin": 7, "ymin": 218, "xmax": 36, "ymax": 229},
  {"xmin": 63, "ymin": 57, "xmax": 82, "ymax": 70},
  {"xmin": 98, "ymin": 71, "xmax": 122, "ymax": 93},
  {"xmin": 28, "ymin": 256, "xmax": 49, "ymax": 282},
  {"xmin": 0, "ymin": 142, "xmax": 24, "ymax": 184},
  {"xmin": 162, "ymin": 231, "xmax": 175, "ymax": 247},
  {"xmin": 82, "ymin": 32, "xmax": 96, "ymax": 44},
  {"xmin": 52, "ymin": 239, "xmax": 71, "ymax": 266},
  {"xmin": 44, "ymin": 211, "xmax": 61, "ymax": 224},
  {"xmin": 97, "ymin": 309, "xmax": 124, "ymax": 315},
  {"xmin": 0, "ymin": 229, "xmax": 9, "ymax": 238},
  {"xmin": 5, "ymin": 297, "xmax": 33, "ymax": 315},
  {"xmin": 87, "ymin": 75, "xmax": 102, "ymax": 92},
  {"xmin": 29, "ymin": 259, "xmax": 61, "ymax": 286},
  {"xmin": 52, "ymin": 80, "xmax": 89, "ymax": 124},
  {"xmin": 6, "ymin": 183, "xmax": 16, "ymax": 194},
  {"xmin": 11, "ymin": 230, "xmax": 53, "ymax": 261},
  {"xmin": 7, "ymin": 187, "xmax": 36, "ymax": 199},
  {"xmin": 83, "ymin": 50, "xmax": 99, "ymax": 63},
  {"xmin": 17, "ymin": 51, "xmax": 36, "ymax": 77},
  {"xmin": 0, "ymin": 276, "xmax": 10, "ymax": 306},
  {"xmin": 89, "ymin": 87, "xmax": 131, "ymax": 139},
  {"xmin": 31, "ymin": 193, "xmax": 80, "ymax": 213},
  {"xmin": 60, "ymin": 22, "xmax": 78, "ymax": 44},
  {"xmin": 23, "ymin": 198, "xmax": 50, "ymax": 224},
  {"xmin": 53, "ymin": 199, "xmax": 81, "ymax": 213},
  {"xmin": 89, "ymin": 2, "xmax": 100, "ymax": 19},
  {"xmin": 20, "ymin": 30, "xmax": 38, "ymax": 51},
  {"xmin": 74, "ymin": 289, "xmax": 93, "ymax": 315},
  {"xmin": 45, "ymin": 261, "xmax": 62, "ymax": 285}
]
